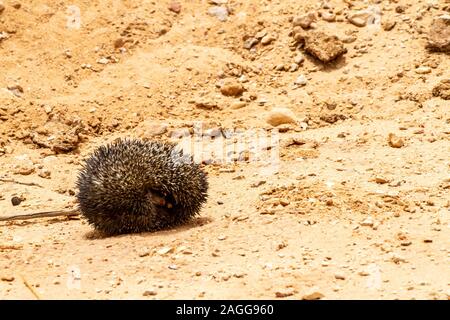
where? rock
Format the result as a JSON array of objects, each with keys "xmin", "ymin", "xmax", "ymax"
[
  {"xmin": 334, "ymin": 272, "xmax": 346, "ymax": 280},
  {"xmin": 261, "ymin": 35, "xmax": 275, "ymax": 45},
  {"xmin": 11, "ymin": 196, "xmax": 22, "ymax": 206},
  {"xmin": 218, "ymin": 234, "xmax": 227, "ymax": 240},
  {"xmin": 374, "ymin": 177, "xmax": 390, "ymax": 184},
  {"xmin": 11, "ymin": 2, "xmax": 20, "ymax": 9},
  {"xmin": 208, "ymin": 6, "xmax": 228, "ymax": 22},
  {"xmin": 220, "ymin": 79, "xmax": 245, "ymax": 97},
  {"xmin": 14, "ymin": 164, "xmax": 35, "ymax": 175},
  {"xmin": 275, "ymin": 289, "xmax": 295, "ymax": 298},
  {"xmin": 168, "ymin": 2, "xmax": 181, "ymax": 14},
  {"xmin": 1, "ymin": 276, "xmax": 14, "ymax": 282},
  {"xmin": 360, "ymin": 217, "xmax": 374, "ymax": 227},
  {"xmin": 321, "ymin": 11, "xmax": 336, "ymax": 22},
  {"xmin": 426, "ymin": 15, "xmax": 450, "ymax": 52},
  {"xmin": 7, "ymin": 85, "xmax": 24, "ymax": 97},
  {"xmin": 348, "ymin": 12, "xmax": 370, "ymax": 27},
  {"xmin": 97, "ymin": 57, "xmax": 109, "ymax": 65},
  {"xmin": 415, "ymin": 66, "xmax": 432, "ymax": 74},
  {"xmin": 143, "ymin": 290, "xmax": 157, "ymax": 296},
  {"xmin": 230, "ymin": 101, "xmax": 247, "ymax": 109},
  {"xmin": 114, "ymin": 37, "xmax": 125, "ymax": 49},
  {"xmin": 266, "ymin": 108, "xmax": 298, "ymax": 127},
  {"xmin": 388, "ymin": 133, "xmax": 405, "ymax": 148},
  {"xmin": 432, "ymin": 79, "xmax": 450, "ymax": 100},
  {"xmin": 0, "ymin": 3, "xmax": 5, "ymax": 14},
  {"xmin": 243, "ymin": 37, "xmax": 259, "ymax": 49},
  {"xmin": 296, "ymin": 31, "xmax": 347, "ymax": 63},
  {"xmin": 302, "ymin": 288, "xmax": 324, "ymax": 300},
  {"xmin": 382, "ymin": 18, "xmax": 397, "ymax": 31},
  {"xmin": 293, "ymin": 12, "xmax": 316, "ymax": 29},
  {"xmin": 295, "ymin": 75, "xmax": 308, "ymax": 86},
  {"xmin": 157, "ymin": 247, "xmax": 174, "ymax": 255},
  {"xmin": 294, "ymin": 54, "xmax": 305, "ymax": 64},
  {"xmin": 195, "ymin": 99, "xmax": 219, "ymax": 110},
  {"xmin": 145, "ymin": 123, "xmax": 168, "ymax": 137},
  {"xmin": 38, "ymin": 169, "xmax": 51, "ymax": 179}
]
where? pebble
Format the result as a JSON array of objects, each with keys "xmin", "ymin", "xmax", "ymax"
[
  {"xmin": 275, "ymin": 289, "xmax": 295, "ymax": 298},
  {"xmin": 382, "ymin": 18, "xmax": 397, "ymax": 31},
  {"xmin": 168, "ymin": 1, "xmax": 181, "ymax": 14},
  {"xmin": 347, "ymin": 12, "xmax": 370, "ymax": 27},
  {"xmin": 293, "ymin": 12, "xmax": 316, "ymax": 29},
  {"xmin": 388, "ymin": 133, "xmax": 405, "ymax": 148},
  {"xmin": 97, "ymin": 57, "xmax": 109, "ymax": 65},
  {"xmin": 143, "ymin": 290, "xmax": 157, "ymax": 296},
  {"xmin": 266, "ymin": 108, "xmax": 298, "ymax": 127},
  {"xmin": 426, "ymin": 15, "xmax": 450, "ymax": 52},
  {"xmin": 302, "ymin": 288, "xmax": 324, "ymax": 300},
  {"xmin": 334, "ymin": 272, "xmax": 346, "ymax": 280},
  {"xmin": 321, "ymin": 11, "xmax": 336, "ymax": 22},
  {"xmin": 220, "ymin": 79, "xmax": 245, "ymax": 97},
  {"xmin": 38, "ymin": 169, "xmax": 51, "ymax": 179},
  {"xmin": 294, "ymin": 54, "xmax": 305, "ymax": 64},
  {"xmin": 1, "ymin": 276, "xmax": 14, "ymax": 282},
  {"xmin": 261, "ymin": 35, "xmax": 275, "ymax": 45},
  {"xmin": 208, "ymin": 6, "xmax": 228, "ymax": 22},
  {"xmin": 14, "ymin": 165, "xmax": 35, "ymax": 175},
  {"xmin": 7, "ymin": 85, "xmax": 24, "ymax": 97},
  {"xmin": 157, "ymin": 247, "xmax": 174, "ymax": 255},
  {"xmin": 0, "ymin": 3, "xmax": 4, "ymax": 14},
  {"xmin": 295, "ymin": 75, "xmax": 307, "ymax": 86},
  {"xmin": 415, "ymin": 66, "xmax": 432, "ymax": 74},
  {"xmin": 360, "ymin": 217, "xmax": 374, "ymax": 227},
  {"xmin": 218, "ymin": 235, "xmax": 227, "ymax": 240},
  {"xmin": 230, "ymin": 101, "xmax": 247, "ymax": 109},
  {"xmin": 11, "ymin": 196, "xmax": 22, "ymax": 206},
  {"xmin": 243, "ymin": 37, "xmax": 259, "ymax": 49}
]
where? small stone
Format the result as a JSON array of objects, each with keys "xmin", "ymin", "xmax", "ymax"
[
  {"xmin": 11, "ymin": 2, "xmax": 20, "ymax": 9},
  {"xmin": 275, "ymin": 289, "xmax": 295, "ymax": 298},
  {"xmin": 261, "ymin": 35, "xmax": 275, "ymax": 45},
  {"xmin": 230, "ymin": 101, "xmax": 247, "ymax": 109},
  {"xmin": 347, "ymin": 12, "xmax": 370, "ymax": 27},
  {"xmin": 293, "ymin": 12, "xmax": 316, "ymax": 29},
  {"xmin": 382, "ymin": 18, "xmax": 397, "ymax": 31},
  {"xmin": 145, "ymin": 123, "xmax": 168, "ymax": 137},
  {"xmin": 388, "ymin": 133, "xmax": 405, "ymax": 148},
  {"xmin": 11, "ymin": 196, "xmax": 22, "ymax": 206},
  {"xmin": 38, "ymin": 169, "xmax": 51, "ymax": 179},
  {"xmin": 114, "ymin": 38, "xmax": 126, "ymax": 49},
  {"xmin": 360, "ymin": 217, "xmax": 374, "ymax": 227},
  {"xmin": 294, "ymin": 54, "xmax": 305, "ymax": 64},
  {"xmin": 294, "ymin": 75, "xmax": 307, "ymax": 86},
  {"xmin": 374, "ymin": 177, "xmax": 390, "ymax": 184},
  {"xmin": 426, "ymin": 15, "xmax": 450, "ymax": 52},
  {"xmin": 358, "ymin": 270, "xmax": 370, "ymax": 276},
  {"xmin": 391, "ymin": 254, "xmax": 407, "ymax": 264},
  {"xmin": 432, "ymin": 79, "xmax": 450, "ymax": 100},
  {"xmin": 266, "ymin": 108, "xmax": 298, "ymax": 127},
  {"xmin": 7, "ymin": 85, "xmax": 24, "ymax": 97},
  {"xmin": 321, "ymin": 11, "xmax": 336, "ymax": 22},
  {"xmin": 168, "ymin": 264, "xmax": 178, "ymax": 270},
  {"xmin": 302, "ymin": 288, "xmax": 324, "ymax": 300},
  {"xmin": 415, "ymin": 66, "xmax": 432, "ymax": 74},
  {"xmin": 14, "ymin": 165, "xmax": 35, "ymax": 175},
  {"xmin": 0, "ymin": 3, "xmax": 5, "ymax": 14},
  {"xmin": 218, "ymin": 235, "xmax": 227, "ymax": 240},
  {"xmin": 243, "ymin": 37, "xmax": 259, "ymax": 49},
  {"xmin": 157, "ymin": 247, "xmax": 174, "ymax": 255},
  {"xmin": 168, "ymin": 1, "xmax": 181, "ymax": 14},
  {"xmin": 97, "ymin": 58, "xmax": 109, "ymax": 65},
  {"xmin": 208, "ymin": 6, "xmax": 228, "ymax": 22},
  {"xmin": 143, "ymin": 290, "xmax": 157, "ymax": 296},
  {"xmin": 1, "ymin": 276, "xmax": 14, "ymax": 282},
  {"xmin": 334, "ymin": 272, "xmax": 346, "ymax": 280},
  {"xmin": 220, "ymin": 79, "xmax": 245, "ymax": 97},
  {"xmin": 299, "ymin": 31, "xmax": 347, "ymax": 63}
]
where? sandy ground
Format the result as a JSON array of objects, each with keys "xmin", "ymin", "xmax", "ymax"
[{"xmin": 0, "ymin": 0, "xmax": 449, "ymax": 299}]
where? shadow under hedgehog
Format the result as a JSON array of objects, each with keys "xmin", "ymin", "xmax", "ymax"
[{"xmin": 76, "ymin": 138, "xmax": 208, "ymax": 235}]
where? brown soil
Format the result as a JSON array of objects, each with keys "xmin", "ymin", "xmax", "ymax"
[{"xmin": 0, "ymin": 0, "xmax": 449, "ymax": 300}]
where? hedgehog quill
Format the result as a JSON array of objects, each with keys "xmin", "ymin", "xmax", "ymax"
[{"xmin": 76, "ymin": 138, "xmax": 208, "ymax": 235}]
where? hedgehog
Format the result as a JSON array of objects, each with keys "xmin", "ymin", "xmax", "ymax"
[{"xmin": 75, "ymin": 138, "xmax": 208, "ymax": 235}]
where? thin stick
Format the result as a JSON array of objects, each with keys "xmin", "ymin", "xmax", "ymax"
[
  {"xmin": 0, "ymin": 178, "xmax": 43, "ymax": 188},
  {"xmin": 0, "ymin": 209, "xmax": 79, "ymax": 222},
  {"xmin": 20, "ymin": 275, "xmax": 41, "ymax": 300}
]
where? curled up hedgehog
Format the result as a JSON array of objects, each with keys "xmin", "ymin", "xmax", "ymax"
[{"xmin": 76, "ymin": 138, "xmax": 208, "ymax": 235}]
